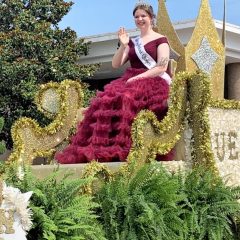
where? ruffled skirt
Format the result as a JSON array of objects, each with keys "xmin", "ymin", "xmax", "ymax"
[{"xmin": 56, "ymin": 68, "xmax": 173, "ymax": 164}]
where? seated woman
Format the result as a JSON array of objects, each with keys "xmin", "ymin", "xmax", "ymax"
[{"xmin": 56, "ymin": 3, "xmax": 173, "ymax": 164}]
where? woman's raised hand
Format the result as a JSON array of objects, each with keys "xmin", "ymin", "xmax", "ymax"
[{"xmin": 118, "ymin": 27, "xmax": 129, "ymax": 48}]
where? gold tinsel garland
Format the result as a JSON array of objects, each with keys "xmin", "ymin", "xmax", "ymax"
[
  {"xmin": 8, "ymin": 80, "xmax": 83, "ymax": 165},
  {"xmin": 127, "ymin": 71, "xmax": 240, "ymax": 176},
  {"xmin": 35, "ymin": 83, "xmax": 60, "ymax": 119},
  {"xmin": 35, "ymin": 80, "xmax": 84, "ymax": 118},
  {"xmin": 187, "ymin": 71, "xmax": 217, "ymax": 172},
  {"xmin": 210, "ymin": 99, "xmax": 240, "ymax": 109},
  {"xmin": 127, "ymin": 71, "xmax": 188, "ymax": 169},
  {"xmin": 81, "ymin": 161, "xmax": 113, "ymax": 194}
]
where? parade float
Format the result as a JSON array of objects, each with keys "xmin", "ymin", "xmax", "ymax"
[
  {"xmin": 7, "ymin": 0, "xmax": 239, "ymax": 183},
  {"xmin": 1, "ymin": 0, "xmax": 240, "ymax": 239}
]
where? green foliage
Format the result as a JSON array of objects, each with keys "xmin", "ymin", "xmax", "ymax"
[
  {"xmin": 0, "ymin": 0, "xmax": 99, "ymax": 148},
  {"xmin": 179, "ymin": 167, "xmax": 240, "ymax": 240},
  {"xmin": 1, "ymin": 160, "xmax": 240, "ymax": 240},
  {"xmin": 0, "ymin": 117, "xmax": 6, "ymax": 154},
  {"xmin": 1, "ymin": 162, "xmax": 106, "ymax": 240},
  {"xmin": 96, "ymin": 162, "xmax": 240, "ymax": 240},
  {"xmin": 96, "ymin": 163, "xmax": 186, "ymax": 240},
  {"xmin": 81, "ymin": 82, "xmax": 96, "ymax": 108}
]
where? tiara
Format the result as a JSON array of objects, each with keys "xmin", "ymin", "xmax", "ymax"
[{"xmin": 134, "ymin": 0, "xmax": 151, "ymax": 8}]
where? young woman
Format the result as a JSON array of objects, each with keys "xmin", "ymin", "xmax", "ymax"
[{"xmin": 56, "ymin": 3, "xmax": 173, "ymax": 164}]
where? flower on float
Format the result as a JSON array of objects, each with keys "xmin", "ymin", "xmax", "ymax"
[{"xmin": 1, "ymin": 182, "xmax": 33, "ymax": 231}]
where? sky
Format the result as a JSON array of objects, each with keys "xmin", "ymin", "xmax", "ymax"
[{"xmin": 59, "ymin": 0, "xmax": 240, "ymax": 38}]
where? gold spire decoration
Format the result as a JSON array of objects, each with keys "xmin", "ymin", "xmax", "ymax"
[
  {"xmin": 157, "ymin": 0, "xmax": 225, "ymax": 99},
  {"xmin": 186, "ymin": 0, "xmax": 225, "ymax": 99}
]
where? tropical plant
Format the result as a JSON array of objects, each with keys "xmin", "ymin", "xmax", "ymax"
[
  {"xmin": 179, "ymin": 167, "xmax": 240, "ymax": 240},
  {"xmin": 1, "ymin": 162, "xmax": 106, "ymax": 240},
  {"xmin": 96, "ymin": 163, "xmax": 186, "ymax": 240},
  {"xmin": 0, "ymin": 0, "xmax": 99, "ymax": 148},
  {"xmin": 95, "ymin": 162, "xmax": 240, "ymax": 240}
]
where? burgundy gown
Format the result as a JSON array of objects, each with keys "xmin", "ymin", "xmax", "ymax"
[{"xmin": 56, "ymin": 37, "xmax": 173, "ymax": 164}]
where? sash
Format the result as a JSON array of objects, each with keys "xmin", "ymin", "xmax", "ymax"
[{"xmin": 132, "ymin": 36, "xmax": 172, "ymax": 85}]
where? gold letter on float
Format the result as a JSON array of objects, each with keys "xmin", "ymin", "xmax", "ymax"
[
  {"xmin": 228, "ymin": 131, "xmax": 239, "ymax": 160},
  {"xmin": 214, "ymin": 132, "xmax": 225, "ymax": 162}
]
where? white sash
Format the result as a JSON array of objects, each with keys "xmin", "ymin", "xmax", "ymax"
[{"xmin": 132, "ymin": 36, "xmax": 172, "ymax": 85}]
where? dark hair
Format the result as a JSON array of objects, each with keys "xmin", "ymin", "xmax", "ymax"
[{"xmin": 132, "ymin": 4, "xmax": 156, "ymax": 20}]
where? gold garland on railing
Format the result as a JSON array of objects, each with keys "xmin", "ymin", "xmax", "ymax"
[
  {"xmin": 81, "ymin": 161, "xmax": 113, "ymax": 194},
  {"xmin": 187, "ymin": 71, "xmax": 217, "ymax": 172},
  {"xmin": 126, "ymin": 71, "xmax": 226, "ymax": 175},
  {"xmin": 127, "ymin": 71, "xmax": 188, "ymax": 170},
  {"xmin": 127, "ymin": 71, "xmax": 240, "ymax": 176},
  {"xmin": 210, "ymin": 99, "xmax": 240, "ymax": 109},
  {"xmin": 7, "ymin": 80, "xmax": 83, "ymax": 165}
]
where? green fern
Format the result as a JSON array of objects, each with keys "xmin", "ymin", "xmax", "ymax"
[
  {"xmin": 179, "ymin": 166, "xmax": 240, "ymax": 240},
  {"xmin": 1, "ymin": 160, "xmax": 240, "ymax": 240},
  {"xmin": 2, "ymin": 163, "xmax": 106, "ymax": 240},
  {"xmin": 96, "ymin": 163, "xmax": 186, "ymax": 240}
]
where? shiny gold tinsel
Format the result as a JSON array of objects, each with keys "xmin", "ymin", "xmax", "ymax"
[
  {"xmin": 0, "ymin": 179, "xmax": 2, "ymax": 205},
  {"xmin": 8, "ymin": 80, "xmax": 84, "ymax": 165},
  {"xmin": 187, "ymin": 71, "xmax": 217, "ymax": 173},
  {"xmin": 211, "ymin": 99, "xmax": 240, "ymax": 109},
  {"xmin": 127, "ymin": 71, "xmax": 188, "ymax": 170},
  {"xmin": 35, "ymin": 84, "xmax": 61, "ymax": 118},
  {"xmin": 81, "ymin": 161, "xmax": 113, "ymax": 194}
]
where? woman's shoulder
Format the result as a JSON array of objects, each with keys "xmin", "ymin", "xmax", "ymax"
[
  {"xmin": 153, "ymin": 33, "xmax": 168, "ymax": 44},
  {"xmin": 153, "ymin": 32, "xmax": 165, "ymax": 38}
]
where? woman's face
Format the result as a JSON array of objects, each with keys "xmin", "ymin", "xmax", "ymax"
[{"xmin": 134, "ymin": 9, "xmax": 152, "ymax": 29}]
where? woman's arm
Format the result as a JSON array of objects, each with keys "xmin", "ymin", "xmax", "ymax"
[
  {"xmin": 127, "ymin": 43, "xmax": 170, "ymax": 82},
  {"xmin": 112, "ymin": 27, "xmax": 130, "ymax": 69}
]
